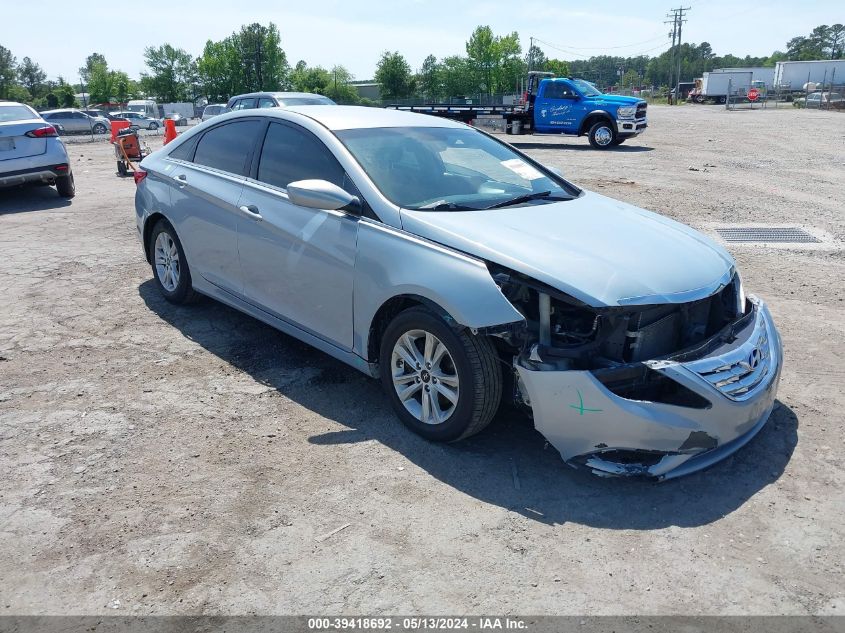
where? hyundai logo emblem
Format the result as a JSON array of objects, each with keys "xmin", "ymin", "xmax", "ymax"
[{"xmin": 747, "ymin": 348, "xmax": 761, "ymax": 370}]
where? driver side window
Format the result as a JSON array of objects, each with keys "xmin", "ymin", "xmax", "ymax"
[{"xmin": 544, "ymin": 82, "xmax": 576, "ymax": 99}]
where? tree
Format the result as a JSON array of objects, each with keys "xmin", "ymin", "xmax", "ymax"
[
  {"xmin": 0, "ymin": 45, "xmax": 17, "ymax": 100},
  {"xmin": 374, "ymin": 51, "xmax": 414, "ymax": 99},
  {"xmin": 88, "ymin": 61, "xmax": 113, "ymax": 103},
  {"xmin": 546, "ymin": 59, "xmax": 571, "ymax": 77},
  {"xmin": 290, "ymin": 61, "xmax": 331, "ymax": 93},
  {"xmin": 325, "ymin": 65, "xmax": 358, "ymax": 103},
  {"xmin": 197, "ymin": 39, "xmax": 238, "ymax": 102},
  {"xmin": 440, "ymin": 55, "xmax": 475, "ymax": 97},
  {"xmin": 233, "ymin": 22, "xmax": 290, "ymax": 92},
  {"xmin": 141, "ymin": 44, "xmax": 195, "ymax": 102},
  {"xmin": 525, "ymin": 44, "xmax": 547, "ymax": 72},
  {"xmin": 466, "ymin": 26, "xmax": 496, "ymax": 94},
  {"xmin": 18, "ymin": 57, "xmax": 46, "ymax": 97},
  {"xmin": 417, "ymin": 54, "xmax": 442, "ymax": 99},
  {"xmin": 79, "ymin": 53, "xmax": 107, "ymax": 84}
]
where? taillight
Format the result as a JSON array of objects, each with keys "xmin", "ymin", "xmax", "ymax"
[
  {"xmin": 134, "ymin": 169, "xmax": 148, "ymax": 185},
  {"xmin": 25, "ymin": 125, "xmax": 58, "ymax": 138}
]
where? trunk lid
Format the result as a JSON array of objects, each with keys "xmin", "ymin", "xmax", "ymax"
[{"xmin": 0, "ymin": 119, "xmax": 49, "ymax": 162}]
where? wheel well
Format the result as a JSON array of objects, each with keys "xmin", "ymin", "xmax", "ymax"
[
  {"xmin": 579, "ymin": 113, "xmax": 615, "ymax": 136},
  {"xmin": 367, "ymin": 295, "xmax": 457, "ymax": 363},
  {"xmin": 142, "ymin": 212, "xmax": 166, "ymax": 263}
]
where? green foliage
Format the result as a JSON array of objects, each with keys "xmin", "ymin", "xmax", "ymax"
[
  {"xmin": 6, "ymin": 84, "xmax": 31, "ymax": 102},
  {"xmin": 374, "ymin": 51, "xmax": 414, "ymax": 99},
  {"xmin": 18, "ymin": 57, "xmax": 46, "ymax": 97},
  {"xmin": 196, "ymin": 22, "xmax": 291, "ymax": 100},
  {"xmin": 233, "ymin": 23, "xmax": 290, "ymax": 92},
  {"xmin": 465, "ymin": 26, "xmax": 523, "ymax": 95},
  {"xmin": 786, "ymin": 24, "xmax": 844, "ymax": 60},
  {"xmin": 141, "ymin": 44, "xmax": 196, "ymax": 102},
  {"xmin": 416, "ymin": 54, "xmax": 442, "ymax": 99},
  {"xmin": 0, "ymin": 45, "xmax": 17, "ymax": 100}
]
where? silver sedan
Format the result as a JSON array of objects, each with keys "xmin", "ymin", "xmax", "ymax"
[
  {"xmin": 133, "ymin": 106, "xmax": 782, "ymax": 480},
  {"xmin": 0, "ymin": 102, "xmax": 75, "ymax": 197}
]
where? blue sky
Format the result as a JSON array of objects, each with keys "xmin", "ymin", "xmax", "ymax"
[{"xmin": 4, "ymin": 0, "xmax": 843, "ymax": 82}]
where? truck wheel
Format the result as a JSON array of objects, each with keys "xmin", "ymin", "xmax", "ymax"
[
  {"xmin": 611, "ymin": 137, "xmax": 626, "ymax": 146},
  {"xmin": 588, "ymin": 121, "xmax": 616, "ymax": 149}
]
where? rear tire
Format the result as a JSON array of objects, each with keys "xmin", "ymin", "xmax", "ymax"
[
  {"xmin": 588, "ymin": 121, "xmax": 616, "ymax": 149},
  {"xmin": 93, "ymin": 124, "xmax": 107, "ymax": 135},
  {"xmin": 56, "ymin": 171, "xmax": 75, "ymax": 198},
  {"xmin": 148, "ymin": 219, "xmax": 200, "ymax": 305},
  {"xmin": 148, "ymin": 122, "xmax": 159, "ymax": 130},
  {"xmin": 379, "ymin": 306, "xmax": 502, "ymax": 442}
]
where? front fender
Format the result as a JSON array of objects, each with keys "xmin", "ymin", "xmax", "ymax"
[
  {"xmin": 353, "ymin": 220, "xmax": 525, "ymax": 358},
  {"xmin": 579, "ymin": 110, "xmax": 617, "ymax": 135}
]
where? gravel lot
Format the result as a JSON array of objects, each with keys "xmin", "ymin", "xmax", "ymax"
[{"xmin": 1, "ymin": 105, "xmax": 843, "ymax": 616}]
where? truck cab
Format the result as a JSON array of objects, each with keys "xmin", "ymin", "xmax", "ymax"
[{"xmin": 530, "ymin": 78, "xmax": 647, "ymax": 148}]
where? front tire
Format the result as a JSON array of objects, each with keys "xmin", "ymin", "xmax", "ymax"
[
  {"xmin": 379, "ymin": 307, "xmax": 501, "ymax": 442},
  {"xmin": 588, "ymin": 121, "xmax": 616, "ymax": 149},
  {"xmin": 56, "ymin": 171, "xmax": 75, "ymax": 198},
  {"xmin": 611, "ymin": 137, "xmax": 627, "ymax": 146},
  {"xmin": 148, "ymin": 122, "xmax": 159, "ymax": 130},
  {"xmin": 149, "ymin": 220, "xmax": 199, "ymax": 304}
]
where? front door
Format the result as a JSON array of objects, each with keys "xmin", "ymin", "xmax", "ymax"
[
  {"xmin": 236, "ymin": 120, "xmax": 359, "ymax": 350},
  {"xmin": 535, "ymin": 81, "xmax": 581, "ymax": 133}
]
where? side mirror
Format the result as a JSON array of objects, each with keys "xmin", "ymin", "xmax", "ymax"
[{"xmin": 287, "ymin": 179, "xmax": 360, "ymax": 212}]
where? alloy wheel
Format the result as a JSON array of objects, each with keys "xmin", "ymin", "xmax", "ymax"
[
  {"xmin": 154, "ymin": 232, "xmax": 180, "ymax": 292},
  {"xmin": 391, "ymin": 329, "xmax": 460, "ymax": 425}
]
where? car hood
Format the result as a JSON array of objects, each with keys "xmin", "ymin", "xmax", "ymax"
[
  {"xmin": 400, "ymin": 191, "xmax": 734, "ymax": 307},
  {"xmin": 585, "ymin": 94, "xmax": 644, "ymax": 106}
]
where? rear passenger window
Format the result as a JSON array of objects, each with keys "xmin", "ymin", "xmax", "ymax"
[
  {"xmin": 193, "ymin": 120, "xmax": 261, "ymax": 175},
  {"xmin": 233, "ymin": 98, "xmax": 256, "ymax": 110},
  {"xmin": 169, "ymin": 134, "xmax": 200, "ymax": 161},
  {"xmin": 257, "ymin": 122, "xmax": 344, "ymax": 190},
  {"xmin": 257, "ymin": 98, "xmax": 276, "ymax": 108}
]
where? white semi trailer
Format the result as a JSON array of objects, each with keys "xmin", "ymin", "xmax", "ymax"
[
  {"xmin": 773, "ymin": 60, "xmax": 845, "ymax": 90},
  {"xmin": 717, "ymin": 67, "xmax": 775, "ymax": 89}
]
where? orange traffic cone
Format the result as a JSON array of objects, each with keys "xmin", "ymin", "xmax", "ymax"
[{"xmin": 164, "ymin": 119, "xmax": 177, "ymax": 145}]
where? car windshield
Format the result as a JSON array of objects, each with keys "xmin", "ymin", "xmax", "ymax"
[
  {"xmin": 572, "ymin": 79, "xmax": 602, "ymax": 97},
  {"xmin": 336, "ymin": 126, "xmax": 576, "ymax": 210},
  {"xmin": 0, "ymin": 105, "xmax": 37, "ymax": 122}
]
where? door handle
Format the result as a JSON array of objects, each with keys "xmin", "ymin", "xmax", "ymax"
[
  {"xmin": 174, "ymin": 174, "xmax": 187, "ymax": 187},
  {"xmin": 239, "ymin": 204, "xmax": 262, "ymax": 221}
]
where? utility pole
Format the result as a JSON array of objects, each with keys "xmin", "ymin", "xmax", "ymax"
[
  {"xmin": 528, "ymin": 36, "xmax": 534, "ymax": 73},
  {"xmin": 664, "ymin": 13, "xmax": 677, "ymax": 103},
  {"xmin": 666, "ymin": 6, "xmax": 690, "ymax": 104}
]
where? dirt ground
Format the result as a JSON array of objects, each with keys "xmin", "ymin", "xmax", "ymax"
[{"xmin": 1, "ymin": 105, "xmax": 843, "ymax": 616}]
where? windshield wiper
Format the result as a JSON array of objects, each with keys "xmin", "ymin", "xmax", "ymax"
[
  {"xmin": 484, "ymin": 190, "xmax": 558, "ymax": 209},
  {"xmin": 417, "ymin": 201, "xmax": 479, "ymax": 211}
]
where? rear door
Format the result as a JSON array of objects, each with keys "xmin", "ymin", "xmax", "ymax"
[
  {"xmin": 0, "ymin": 105, "xmax": 49, "ymax": 163},
  {"xmin": 166, "ymin": 118, "xmax": 263, "ymax": 296},
  {"xmin": 236, "ymin": 120, "xmax": 359, "ymax": 349}
]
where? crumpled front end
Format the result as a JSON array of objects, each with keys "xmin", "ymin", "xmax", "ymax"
[{"xmin": 514, "ymin": 296, "xmax": 781, "ymax": 479}]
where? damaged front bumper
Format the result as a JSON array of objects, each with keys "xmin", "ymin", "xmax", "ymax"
[{"xmin": 515, "ymin": 296, "xmax": 782, "ymax": 480}]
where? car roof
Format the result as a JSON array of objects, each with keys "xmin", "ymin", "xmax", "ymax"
[
  {"xmin": 42, "ymin": 108, "xmax": 78, "ymax": 114},
  {"xmin": 280, "ymin": 105, "xmax": 467, "ymax": 131},
  {"xmin": 232, "ymin": 92, "xmax": 330, "ymax": 100},
  {"xmin": 0, "ymin": 101, "xmax": 29, "ymax": 107}
]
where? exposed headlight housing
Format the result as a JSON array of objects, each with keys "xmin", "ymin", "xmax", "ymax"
[
  {"xmin": 736, "ymin": 272, "xmax": 747, "ymax": 315},
  {"xmin": 617, "ymin": 106, "xmax": 636, "ymax": 119}
]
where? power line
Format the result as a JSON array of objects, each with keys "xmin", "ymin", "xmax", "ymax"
[{"xmin": 533, "ymin": 33, "xmax": 669, "ymax": 52}]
